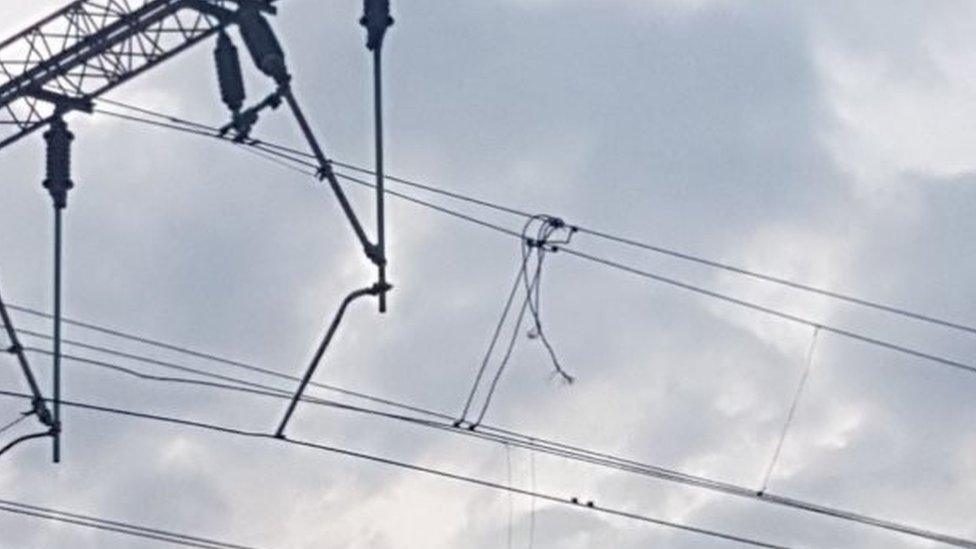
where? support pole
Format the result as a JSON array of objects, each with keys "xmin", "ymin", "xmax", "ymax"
[
  {"xmin": 362, "ymin": 0, "xmax": 394, "ymax": 313},
  {"xmin": 373, "ymin": 48, "xmax": 387, "ymax": 313},
  {"xmin": 42, "ymin": 115, "xmax": 74, "ymax": 463},
  {"xmin": 275, "ymin": 281, "xmax": 390, "ymax": 438},
  {"xmin": 51, "ymin": 207, "xmax": 63, "ymax": 463}
]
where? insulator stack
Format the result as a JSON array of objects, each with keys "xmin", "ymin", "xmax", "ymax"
[
  {"xmin": 215, "ymin": 31, "xmax": 246, "ymax": 114},
  {"xmin": 237, "ymin": 5, "xmax": 289, "ymax": 85},
  {"xmin": 360, "ymin": 0, "xmax": 394, "ymax": 51},
  {"xmin": 42, "ymin": 117, "xmax": 74, "ymax": 210}
]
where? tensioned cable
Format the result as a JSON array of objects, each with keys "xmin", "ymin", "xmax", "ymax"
[
  {"xmin": 2, "ymin": 316, "xmax": 445, "ymax": 421},
  {"xmin": 0, "ymin": 388, "xmax": 788, "ymax": 549},
  {"xmin": 555, "ymin": 247, "xmax": 976, "ymax": 376},
  {"xmin": 283, "ymin": 161, "xmax": 976, "ymax": 381},
  {"xmin": 88, "ymin": 105, "xmax": 976, "ymax": 381},
  {"xmin": 329, "ymin": 169, "xmax": 976, "ymax": 379},
  {"xmin": 0, "ymin": 412, "xmax": 28, "ymax": 436},
  {"xmin": 0, "ymin": 501, "xmax": 255, "ymax": 549},
  {"xmin": 14, "ymin": 336, "xmax": 976, "ymax": 548},
  {"xmin": 94, "ymin": 98, "xmax": 976, "ymax": 337}
]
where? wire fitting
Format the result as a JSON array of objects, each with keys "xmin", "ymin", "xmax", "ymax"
[
  {"xmin": 31, "ymin": 398, "xmax": 53, "ymax": 427},
  {"xmin": 219, "ymin": 89, "xmax": 283, "ymax": 141},
  {"xmin": 4, "ymin": 343, "xmax": 21, "ymax": 355}
]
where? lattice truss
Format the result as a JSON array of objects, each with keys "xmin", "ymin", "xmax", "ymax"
[{"xmin": 0, "ymin": 0, "xmax": 254, "ymax": 150}]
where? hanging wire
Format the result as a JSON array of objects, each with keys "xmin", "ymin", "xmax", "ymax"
[
  {"xmin": 456, "ymin": 258, "xmax": 533, "ymax": 427},
  {"xmin": 528, "ymin": 446, "xmax": 537, "ymax": 549},
  {"xmin": 6, "ymin": 339, "xmax": 974, "ymax": 548},
  {"xmin": 506, "ymin": 443, "xmax": 514, "ymax": 549},
  {"xmin": 758, "ymin": 326, "xmax": 821, "ymax": 496},
  {"xmin": 472, "ymin": 284, "xmax": 534, "ymax": 428},
  {"xmin": 469, "ymin": 216, "xmax": 576, "ymax": 427},
  {"xmin": 520, "ymin": 215, "xmax": 576, "ymax": 384}
]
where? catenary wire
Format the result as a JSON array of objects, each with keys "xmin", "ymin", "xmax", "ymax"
[
  {"xmin": 94, "ymin": 98, "xmax": 976, "ymax": 337},
  {"xmin": 555, "ymin": 246, "xmax": 976, "ymax": 376},
  {"xmin": 12, "ymin": 334, "xmax": 975, "ymax": 549},
  {"xmin": 0, "ymin": 388, "xmax": 789, "ymax": 549},
  {"xmin": 89, "ymin": 105, "xmax": 976, "ymax": 381},
  {"xmin": 0, "ymin": 498, "xmax": 255, "ymax": 549},
  {"xmin": 0, "ymin": 502, "xmax": 255, "ymax": 549}
]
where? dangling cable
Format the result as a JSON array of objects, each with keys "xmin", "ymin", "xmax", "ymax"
[
  {"xmin": 465, "ymin": 216, "xmax": 576, "ymax": 428},
  {"xmin": 758, "ymin": 326, "xmax": 820, "ymax": 496},
  {"xmin": 521, "ymin": 216, "xmax": 576, "ymax": 384}
]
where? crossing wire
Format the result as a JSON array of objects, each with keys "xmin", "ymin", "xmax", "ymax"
[
  {"xmin": 0, "ymin": 388, "xmax": 788, "ymax": 549},
  {"xmin": 88, "ymin": 104, "xmax": 976, "ymax": 382},
  {"xmin": 94, "ymin": 98, "xmax": 976, "ymax": 337}
]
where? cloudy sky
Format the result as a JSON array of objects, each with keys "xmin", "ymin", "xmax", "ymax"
[{"xmin": 1, "ymin": 0, "xmax": 975, "ymax": 547}]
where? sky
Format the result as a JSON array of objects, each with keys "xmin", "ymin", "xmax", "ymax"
[{"xmin": 1, "ymin": 0, "xmax": 975, "ymax": 547}]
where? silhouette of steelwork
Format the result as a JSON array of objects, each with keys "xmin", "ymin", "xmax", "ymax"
[
  {"xmin": 0, "ymin": 0, "xmax": 276, "ymax": 151},
  {"xmin": 0, "ymin": 0, "xmax": 395, "ymax": 460}
]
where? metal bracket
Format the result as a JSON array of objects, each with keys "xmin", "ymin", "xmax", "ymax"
[{"xmin": 275, "ymin": 281, "xmax": 391, "ymax": 438}]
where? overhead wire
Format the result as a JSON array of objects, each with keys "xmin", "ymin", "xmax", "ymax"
[
  {"xmin": 87, "ymin": 103, "xmax": 976, "ymax": 383},
  {"xmin": 24, "ymin": 100, "xmax": 972, "ymax": 546},
  {"xmin": 0, "ymin": 499, "xmax": 256, "ymax": 549},
  {"xmin": 94, "ymin": 97, "xmax": 976, "ymax": 337},
  {"xmin": 0, "ymin": 388, "xmax": 789, "ymax": 549},
  {"xmin": 556, "ymin": 247, "xmax": 976, "ymax": 376},
  {"xmin": 7, "ymin": 328, "xmax": 975, "ymax": 548}
]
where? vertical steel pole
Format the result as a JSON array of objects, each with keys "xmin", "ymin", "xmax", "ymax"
[
  {"xmin": 43, "ymin": 114, "xmax": 73, "ymax": 463},
  {"xmin": 52, "ymin": 207, "xmax": 62, "ymax": 463},
  {"xmin": 373, "ymin": 47, "xmax": 387, "ymax": 313}
]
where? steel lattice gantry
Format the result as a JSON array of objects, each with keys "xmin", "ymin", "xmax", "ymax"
[{"xmin": 0, "ymin": 0, "xmax": 275, "ymax": 151}]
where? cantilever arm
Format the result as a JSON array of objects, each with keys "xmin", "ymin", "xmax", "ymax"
[
  {"xmin": 275, "ymin": 281, "xmax": 391, "ymax": 438},
  {"xmin": 0, "ymin": 431, "xmax": 53, "ymax": 459},
  {"xmin": 0, "ymin": 284, "xmax": 53, "ymax": 426},
  {"xmin": 279, "ymin": 86, "xmax": 383, "ymax": 267}
]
